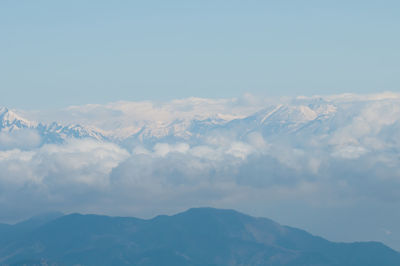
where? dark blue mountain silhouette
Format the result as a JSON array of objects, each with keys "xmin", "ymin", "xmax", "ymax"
[{"xmin": 0, "ymin": 208, "xmax": 398, "ymax": 266}]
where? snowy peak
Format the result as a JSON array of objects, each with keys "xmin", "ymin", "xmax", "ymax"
[
  {"xmin": 0, "ymin": 107, "xmax": 37, "ymax": 131},
  {"xmin": 251, "ymin": 102, "xmax": 337, "ymax": 126},
  {"xmin": 37, "ymin": 122, "xmax": 108, "ymax": 144},
  {"xmin": 127, "ymin": 115, "xmax": 231, "ymax": 143},
  {"xmin": 0, "ymin": 107, "xmax": 107, "ymax": 145},
  {"xmin": 47, "ymin": 123, "xmax": 106, "ymax": 141}
]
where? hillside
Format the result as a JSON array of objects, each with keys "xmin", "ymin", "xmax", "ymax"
[{"xmin": 0, "ymin": 208, "xmax": 399, "ymax": 266}]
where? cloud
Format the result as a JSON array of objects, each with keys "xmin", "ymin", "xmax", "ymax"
[
  {"xmin": 153, "ymin": 142, "xmax": 190, "ymax": 157},
  {"xmin": 0, "ymin": 139, "xmax": 129, "ymax": 221},
  {"xmin": 0, "ymin": 129, "xmax": 41, "ymax": 150},
  {"xmin": 0, "ymin": 133, "xmax": 398, "ymax": 218}
]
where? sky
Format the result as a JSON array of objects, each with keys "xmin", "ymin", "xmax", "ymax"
[{"xmin": 1, "ymin": 0, "xmax": 400, "ymax": 108}]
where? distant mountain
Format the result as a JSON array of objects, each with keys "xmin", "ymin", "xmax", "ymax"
[
  {"xmin": 11, "ymin": 212, "xmax": 64, "ymax": 232},
  {"xmin": 113, "ymin": 100, "xmax": 339, "ymax": 148},
  {"xmin": 0, "ymin": 212, "xmax": 64, "ymax": 247},
  {"xmin": 38, "ymin": 122, "xmax": 107, "ymax": 144},
  {"xmin": 1, "ymin": 100, "xmax": 338, "ymax": 145},
  {"xmin": 0, "ymin": 107, "xmax": 108, "ymax": 145},
  {"xmin": 2, "ymin": 94, "xmax": 400, "ymax": 153},
  {"xmin": 0, "ymin": 208, "xmax": 398, "ymax": 266},
  {"xmin": 0, "ymin": 107, "xmax": 37, "ymax": 131}
]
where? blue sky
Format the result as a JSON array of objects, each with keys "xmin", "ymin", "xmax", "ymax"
[{"xmin": 1, "ymin": 0, "xmax": 399, "ymax": 108}]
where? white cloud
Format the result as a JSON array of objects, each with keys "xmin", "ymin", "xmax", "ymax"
[
  {"xmin": 153, "ymin": 142, "xmax": 190, "ymax": 157},
  {"xmin": 0, "ymin": 129, "xmax": 41, "ymax": 150},
  {"xmin": 331, "ymin": 145, "xmax": 368, "ymax": 159}
]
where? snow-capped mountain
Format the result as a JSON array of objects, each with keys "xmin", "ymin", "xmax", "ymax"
[
  {"xmin": 229, "ymin": 100, "xmax": 338, "ymax": 137},
  {"xmin": 2, "ymin": 93, "xmax": 400, "ymax": 155},
  {"xmin": 114, "ymin": 95, "xmax": 400, "ymax": 157},
  {"xmin": 0, "ymin": 107, "xmax": 37, "ymax": 131},
  {"xmin": 123, "ymin": 115, "xmax": 231, "ymax": 146},
  {"xmin": 122, "ymin": 99, "xmax": 341, "ymax": 145},
  {"xmin": 0, "ymin": 107, "xmax": 107, "ymax": 146},
  {"xmin": 38, "ymin": 122, "xmax": 107, "ymax": 143}
]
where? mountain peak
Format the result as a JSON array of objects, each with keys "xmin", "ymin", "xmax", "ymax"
[
  {"xmin": 0, "ymin": 106, "xmax": 9, "ymax": 114},
  {"xmin": 0, "ymin": 107, "xmax": 37, "ymax": 130}
]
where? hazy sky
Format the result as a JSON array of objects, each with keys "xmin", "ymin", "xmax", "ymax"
[{"xmin": 1, "ymin": 0, "xmax": 400, "ymax": 108}]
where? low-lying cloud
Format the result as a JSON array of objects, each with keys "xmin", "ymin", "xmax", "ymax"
[
  {"xmin": 0, "ymin": 129, "xmax": 41, "ymax": 150},
  {"xmin": 0, "ymin": 134, "xmax": 399, "ymax": 219}
]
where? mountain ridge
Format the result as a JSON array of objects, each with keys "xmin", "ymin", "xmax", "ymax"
[
  {"xmin": 0, "ymin": 207, "xmax": 399, "ymax": 266},
  {"xmin": 0, "ymin": 107, "xmax": 108, "ymax": 145},
  {"xmin": 0, "ymin": 95, "xmax": 397, "ymax": 152}
]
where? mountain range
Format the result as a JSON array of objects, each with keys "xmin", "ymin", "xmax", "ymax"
[
  {"xmin": 0, "ymin": 207, "xmax": 399, "ymax": 266},
  {"xmin": 2, "ymin": 94, "xmax": 400, "ymax": 154},
  {"xmin": 0, "ymin": 107, "xmax": 107, "ymax": 145}
]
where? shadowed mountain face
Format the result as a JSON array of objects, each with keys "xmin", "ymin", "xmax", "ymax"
[{"xmin": 0, "ymin": 208, "xmax": 399, "ymax": 266}]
